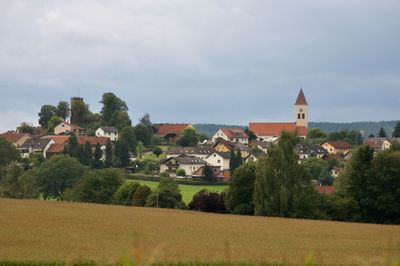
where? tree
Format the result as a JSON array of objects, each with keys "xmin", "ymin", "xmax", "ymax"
[
  {"xmin": 47, "ymin": 116, "xmax": 63, "ymax": 132},
  {"xmin": 92, "ymin": 143, "xmax": 103, "ymax": 169},
  {"xmin": 112, "ymin": 182, "xmax": 141, "ymax": 205},
  {"xmin": 203, "ymin": 165, "xmax": 215, "ymax": 182},
  {"xmin": 56, "ymin": 101, "xmax": 70, "ymax": 120},
  {"xmin": 18, "ymin": 122, "xmax": 35, "ymax": 134},
  {"xmin": 65, "ymin": 134, "xmax": 78, "ymax": 158},
  {"xmin": 307, "ymin": 128, "xmax": 327, "ymax": 139},
  {"xmin": 393, "ymin": 122, "xmax": 400, "ymax": 138},
  {"xmin": 152, "ymin": 147, "xmax": 162, "ymax": 157},
  {"xmin": 328, "ymin": 130, "xmax": 363, "ymax": 145},
  {"xmin": 145, "ymin": 178, "xmax": 184, "ymax": 209},
  {"xmin": 244, "ymin": 127, "xmax": 257, "ymax": 141},
  {"xmin": 132, "ymin": 185, "xmax": 152, "ymax": 206},
  {"xmin": 0, "ymin": 137, "xmax": 20, "ymax": 166},
  {"xmin": 0, "ymin": 162, "xmax": 39, "ymax": 199},
  {"xmin": 253, "ymin": 131, "xmax": 310, "ymax": 217},
  {"xmin": 120, "ymin": 126, "xmax": 137, "ymax": 153},
  {"xmin": 135, "ymin": 114, "xmax": 153, "ymax": 146},
  {"xmin": 114, "ymin": 140, "xmax": 130, "ymax": 167},
  {"xmin": 100, "ymin": 92, "xmax": 128, "ymax": 125},
  {"xmin": 34, "ymin": 155, "xmax": 86, "ymax": 198},
  {"xmin": 136, "ymin": 141, "xmax": 145, "ymax": 159},
  {"xmin": 188, "ymin": 189, "xmax": 226, "ymax": 213},
  {"xmin": 82, "ymin": 141, "xmax": 93, "ymax": 166},
  {"xmin": 38, "ymin": 105, "xmax": 57, "ymax": 129},
  {"xmin": 104, "ymin": 139, "xmax": 113, "ymax": 168},
  {"xmin": 178, "ymin": 128, "xmax": 199, "ymax": 147},
  {"xmin": 302, "ymin": 157, "xmax": 329, "ymax": 181},
  {"xmin": 229, "ymin": 150, "xmax": 242, "ymax": 174},
  {"xmin": 65, "ymin": 168, "xmax": 124, "ymax": 204},
  {"xmin": 176, "ymin": 168, "xmax": 186, "ymax": 177},
  {"xmin": 226, "ymin": 163, "xmax": 256, "ymax": 215},
  {"xmin": 378, "ymin": 127, "xmax": 387, "ymax": 138},
  {"xmin": 71, "ymin": 100, "xmax": 94, "ymax": 127},
  {"xmin": 110, "ymin": 111, "xmax": 131, "ymax": 131}
]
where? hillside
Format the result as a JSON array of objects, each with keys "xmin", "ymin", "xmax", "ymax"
[
  {"xmin": 1, "ymin": 199, "xmax": 399, "ymax": 265},
  {"xmin": 194, "ymin": 121, "xmax": 399, "ymax": 137}
]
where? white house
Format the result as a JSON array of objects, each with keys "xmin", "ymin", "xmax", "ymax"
[
  {"xmin": 205, "ymin": 151, "xmax": 231, "ymax": 172},
  {"xmin": 165, "ymin": 145, "xmax": 215, "ymax": 159},
  {"xmin": 212, "ymin": 128, "xmax": 248, "ymax": 144},
  {"xmin": 160, "ymin": 155, "xmax": 207, "ymax": 178},
  {"xmin": 54, "ymin": 122, "xmax": 84, "ymax": 135},
  {"xmin": 96, "ymin": 127, "xmax": 119, "ymax": 141},
  {"xmin": 19, "ymin": 138, "xmax": 55, "ymax": 159}
]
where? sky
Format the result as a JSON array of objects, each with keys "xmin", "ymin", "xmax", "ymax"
[{"xmin": 0, "ymin": 0, "xmax": 399, "ymax": 132}]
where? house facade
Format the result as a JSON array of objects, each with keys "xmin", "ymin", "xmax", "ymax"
[
  {"xmin": 212, "ymin": 128, "xmax": 248, "ymax": 144},
  {"xmin": 96, "ymin": 127, "xmax": 119, "ymax": 141},
  {"xmin": 153, "ymin": 123, "xmax": 194, "ymax": 141},
  {"xmin": 0, "ymin": 132, "xmax": 31, "ymax": 147},
  {"xmin": 364, "ymin": 138, "xmax": 392, "ymax": 153},
  {"xmin": 166, "ymin": 145, "xmax": 215, "ymax": 159},
  {"xmin": 321, "ymin": 141, "xmax": 352, "ymax": 155},
  {"xmin": 296, "ymin": 144, "xmax": 328, "ymax": 160},
  {"xmin": 19, "ymin": 138, "xmax": 55, "ymax": 158},
  {"xmin": 160, "ymin": 155, "xmax": 207, "ymax": 177},
  {"xmin": 54, "ymin": 122, "xmax": 84, "ymax": 135}
]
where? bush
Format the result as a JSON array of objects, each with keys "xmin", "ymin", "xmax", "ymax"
[
  {"xmin": 160, "ymin": 172, "xmax": 170, "ymax": 177},
  {"xmin": 145, "ymin": 178, "xmax": 185, "ymax": 209},
  {"xmin": 112, "ymin": 182, "xmax": 141, "ymax": 205},
  {"xmin": 144, "ymin": 161, "xmax": 159, "ymax": 175},
  {"xmin": 189, "ymin": 189, "xmax": 226, "ymax": 213},
  {"xmin": 152, "ymin": 147, "xmax": 163, "ymax": 157},
  {"xmin": 176, "ymin": 168, "xmax": 186, "ymax": 177},
  {"xmin": 132, "ymin": 185, "xmax": 152, "ymax": 206}
]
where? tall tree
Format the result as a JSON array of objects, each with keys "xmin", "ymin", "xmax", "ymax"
[
  {"xmin": 120, "ymin": 126, "xmax": 137, "ymax": 153},
  {"xmin": 229, "ymin": 150, "xmax": 242, "ymax": 174},
  {"xmin": 378, "ymin": 127, "xmax": 387, "ymax": 138},
  {"xmin": 110, "ymin": 111, "xmax": 131, "ymax": 131},
  {"xmin": 178, "ymin": 128, "xmax": 199, "ymax": 147},
  {"xmin": 104, "ymin": 139, "xmax": 113, "ymax": 168},
  {"xmin": 66, "ymin": 134, "xmax": 78, "ymax": 158},
  {"xmin": 307, "ymin": 128, "xmax": 327, "ymax": 139},
  {"xmin": 136, "ymin": 141, "xmax": 145, "ymax": 159},
  {"xmin": 0, "ymin": 137, "xmax": 20, "ymax": 166},
  {"xmin": 393, "ymin": 122, "xmax": 400, "ymax": 138},
  {"xmin": 145, "ymin": 178, "xmax": 184, "ymax": 209},
  {"xmin": 114, "ymin": 140, "xmax": 130, "ymax": 167},
  {"xmin": 56, "ymin": 101, "xmax": 70, "ymax": 120},
  {"xmin": 135, "ymin": 113, "xmax": 153, "ymax": 146},
  {"xmin": 38, "ymin": 105, "xmax": 57, "ymax": 129},
  {"xmin": 100, "ymin": 92, "xmax": 128, "ymax": 125},
  {"xmin": 253, "ymin": 131, "xmax": 309, "ymax": 217},
  {"xmin": 92, "ymin": 143, "xmax": 103, "ymax": 169},
  {"xmin": 244, "ymin": 127, "xmax": 257, "ymax": 141},
  {"xmin": 47, "ymin": 116, "xmax": 63, "ymax": 132},
  {"xmin": 82, "ymin": 141, "xmax": 93, "ymax": 166}
]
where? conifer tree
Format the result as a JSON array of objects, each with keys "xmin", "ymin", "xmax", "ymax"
[
  {"xmin": 393, "ymin": 122, "xmax": 400, "ymax": 138},
  {"xmin": 104, "ymin": 139, "xmax": 113, "ymax": 168},
  {"xmin": 92, "ymin": 143, "xmax": 103, "ymax": 169},
  {"xmin": 378, "ymin": 127, "xmax": 387, "ymax": 138}
]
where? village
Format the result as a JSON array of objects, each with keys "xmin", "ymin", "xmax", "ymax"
[{"xmin": 1, "ymin": 89, "xmax": 399, "ymax": 195}]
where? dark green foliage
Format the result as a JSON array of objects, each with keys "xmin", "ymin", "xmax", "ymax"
[
  {"xmin": 110, "ymin": 111, "xmax": 131, "ymax": 131},
  {"xmin": 100, "ymin": 92, "xmax": 128, "ymax": 126},
  {"xmin": 144, "ymin": 161, "xmax": 159, "ymax": 175},
  {"xmin": 176, "ymin": 168, "xmax": 186, "ymax": 177},
  {"xmin": 65, "ymin": 169, "xmax": 124, "ymax": 204},
  {"xmin": 56, "ymin": 101, "xmax": 70, "ymax": 120},
  {"xmin": 328, "ymin": 130, "xmax": 363, "ymax": 145},
  {"xmin": 292, "ymin": 186, "xmax": 329, "ymax": 220},
  {"xmin": 226, "ymin": 163, "xmax": 256, "ymax": 215},
  {"xmin": 178, "ymin": 128, "xmax": 199, "ymax": 147},
  {"xmin": 38, "ymin": 105, "xmax": 57, "ymax": 129},
  {"xmin": 47, "ymin": 116, "xmax": 63, "ymax": 132},
  {"xmin": 65, "ymin": 134, "xmax": 78, "ymax": 158},
  {"xmin": 0, "ymin": 137, "xmax": 20, "ymax": 165},
  {"xmin": 18, "ymin": 122, "xmax": 35, "ymax": 134},
  {"xmin": 0, "ymin": 162, "xmax": 38, "ymax": 199},
  {"xmin": 324, "ymin": 193, "xmax": 361, "ymax": 222},
  {"xmin": 229, "ymin": 150, "xmax": 242, "ymax": 174},
  {"xmin": 302, "ymin": 157, "xmax": 331, "ymax": 185},
  {"xmin": 114, "ymin": 140, "xmax": 130, "ymax": 167},
  {"xmin": 203, "ymin": 165, "xmax": 215, "ymax": 182},
  {"xmin": 70, "ymin": 99, "xmax": 94, "ymax": 127},
  {"xmin": 307, "ymin": 128, "xmax": 327, "ymax": 138},
  {"xmin": 80, "ymin": 141, "xmax": 93, "ymax": 166},
  {"xmin": 152, "ymin": 147, "xmax": 162, "ymax": 157},
  {"xmin": 33, "ymin": 155, "xmax": 86, "ymax": 199},
  {"xmin": 244, "ymin": 127, "xmax": 257, "ymax": 141},
  {"xmin": 104, "ymin": 139, "xmax": 113, "ymax": 168},
  {"xmin": 253, "ymin": 131, "xmax": 310, "ymax": 217},
  {"xmin": 132, "ymin": 185, "xmax": 152, "ymax": 206},
  {"xmin": 120, "ymin": 126, "xmax": 137, "ymax": 153},
  {"xmin": 188, "ymin": 189, "xmax": 226, "ymax": 213},
  {"xmin": 112, "ymin": 182, "xmax": 141, "ymax": 205},
  {"xmin": 393, "ymin": 122, "xmax": 400, "ymax": 137},
  {"xmin": 145, "ymin": 178, "xmax": 184, "ymax": 209},
  {"xmin": 318, "ymin": 167, "xmax": 333, "ymax": 186},
  {"xmin": 135, "ymin": 114, "xmax": 153, "ymax": 146},
  {"xmin": 92, "ymin": 143, "xmax": 103, "ymax": 169},
  {"xmin": 378, "ymin": 127, "xmax": 387, "ymax": 138}
]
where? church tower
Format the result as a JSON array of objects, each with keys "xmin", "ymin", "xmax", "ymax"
[{"xmin": 294, "ymin": 89, "xmax": 308, "ymax": 128}]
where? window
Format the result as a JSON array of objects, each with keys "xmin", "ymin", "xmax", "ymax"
[
  {"xmin": 218, "ymin": 160, "xmax": 221, "ymax": 163},
  {"xmin": 302, "ymin": 114, "xmax": 305, "ymax": 119},
  {"xmin": 298, "ymin": 114, "xmax": 301, "ymax": 119}
]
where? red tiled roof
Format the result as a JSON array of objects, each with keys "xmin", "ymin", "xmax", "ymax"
[
  {"xmin": 153, "ymin": 123, "xmax": 191, "ymax": 136},
  {"xmin": 41, "ymin": 135, "xmax": 70, "ymax": 145},
  {"xmin": 295, "ymin": 88, "xmax": 308, "ymax": 105},
  {"xmin": 220, "ymin": 128, "xmax": 248, "ymax": 139},
  {"xmin": 47, "ymin": 144, "xmax": 66, "ymax": 154},
  {"xmin": 58, "ymin": 122, "xmax": 83, "ymax": 130},
  {"xmin": 324, "ymin": 140, "xmax": 352, "ymax": 150},
  {"xmin": 0, "ymin": 132, "xmax": 30, "ymax": 143},
  {"xmin": 315, "ymin": 186, "xmax": 335, "ymax": 194},
  {"xmin": 249, "ymin": 122, "xmax": 307, "ymax": 137},
  {"xmin": 77, "ymin": 136, "xmax": 108, "ymax": 146}
]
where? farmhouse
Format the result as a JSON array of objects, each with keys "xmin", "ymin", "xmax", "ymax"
[
  {"xmin": 364, "ymin": 138, "xmax": 392, "ymax": 153},
  {"xmin": 249, "ymin": 89, "xmax": 308, "ymax": 140},
  {"xmin": 40, "ymin": 135, "xmax": 71, "ymax": 157},
  {"xmin": 213, "ymin": 138, "xmax": 251, "ymax": 158},
  {"xmin": 54, "ymin": 122, "xmax": 84, "ymax": 135},
  {"xmin": 212, "ymin": 128, "xmax": 248, "ymax": 144},
  {"xmin": 0, "ymin": 132, "xmax": 31, "ymax": 147},
  {"xmin": 19, "ymin": 138, "xmax": 55, "ymax": 159},
  {"xmin": 153, "ymin": 123, "xmax": 194, "ymax": 141},
  {"xmin": 160, "ymin": 155, "xmax": 207, "ymax": 177},
  {"xmin": 96, "ymin": 127, "xmax": 119, "ymax": 141},
  {"xmin": 321, "ymin": 140, "xmax": 352, "ymax": 155}
]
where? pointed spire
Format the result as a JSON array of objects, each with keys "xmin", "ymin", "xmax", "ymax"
[{"xmin": 295, "ymin": 88, "xmax": 308, "ymax": 105}]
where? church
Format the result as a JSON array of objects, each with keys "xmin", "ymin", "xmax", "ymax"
[{"xmin": 249, "ymin": 89, "xmax": 308, "ymax": 140}]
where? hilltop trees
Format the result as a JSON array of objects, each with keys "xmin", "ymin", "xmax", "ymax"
[
  {"xmin": 38, "ymin": 105, "xmax": 58, "ymax": 129},
  {"xmin": 100, "ymin": 93, "xmax": 128, "ymax": 125},
  {"xmin": 178, "ymin": 128, "xmax": 199, "ymax": 147},
  {"xmin": 135, "ymin": 114, "xmax": 154, "ymax": 146},
  {"xmin": 56, "ymin": 101, "xmax": 70, "ymax": 120},
  {"xmin": 307, "ymin": 128, "xmax": 327, "ymax": 138},
  {"xmin": 393, "ymin": 122, "xmax": 400, "ymax": 137},
  {"xmin": 378, "ymin": 127, "xmax": 387, "ymax": 138}
]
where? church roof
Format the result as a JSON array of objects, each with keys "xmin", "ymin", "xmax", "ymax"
[
  {"xmin": 295, "ymin": 89, "xmax": 308, "ymax": 105},
  {"xmin": 248, "ymin": 122, "xmax": 308, "ymax": 137}
]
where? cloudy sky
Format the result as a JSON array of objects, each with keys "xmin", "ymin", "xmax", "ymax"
[{"xmin": 0, "ymin": 0, "xmax": 399, "ymax": 132}]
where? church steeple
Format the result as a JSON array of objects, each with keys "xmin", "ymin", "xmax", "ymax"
[{"xmin": 294, "ymin": 89, "xmax": 308, "ymax": 128}]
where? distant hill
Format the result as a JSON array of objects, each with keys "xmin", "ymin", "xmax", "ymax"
[{"xmin": 194, "ymin": 121, "xmax": 399, "ymax": 138}]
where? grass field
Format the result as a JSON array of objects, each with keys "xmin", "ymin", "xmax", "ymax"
[
  {"xmin": 1, "ymin": 199, "xmax": 399, "ymax": 265},
  {"xmin": 127, "ymin": 179, "xmax": 228, "ymax": 204}
]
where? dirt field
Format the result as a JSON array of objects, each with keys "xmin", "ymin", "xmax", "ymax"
[{"xmin": 0, "ymin": 198, "xmax": 399, "ymax": 265}]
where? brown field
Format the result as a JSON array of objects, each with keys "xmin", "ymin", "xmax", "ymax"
[{"xmin": 0, "ymin": 199, "xmax": 399, "ymax": 265}]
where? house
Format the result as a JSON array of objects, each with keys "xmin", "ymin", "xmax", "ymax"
[
  {"xmin": 213, "ymin": 138, "xmax": 250, "ymax": 158},
  {"xmin": 364, "ymin": 138, "xmax": 392, "ymax": 153},
  {"xmin": 204, "ymin": 151, "xmax": 231, "ymax": 178},
  {"xmin": 321, "ymin": 140, "xmax": 352, "ymax": 154},
  {"xmin": 19, "ymin": 138, "xmax": 55, "ymax": 159},
  {"xmin": 191, "ymin": 165, "xmax": 223, "ymax": 180},
  {"xmin": 0, "ymin": 132, "xmax": 31, "ymax": 147},
  {"xmin": 166, "ymin": 145, "xmax": 215, "ymax": 159},
  {"xmin": 296, "ymin": 144, "xmax": 328, "ymax": 160},
  {"xmin": 153, "ymin": 123, "xmax": 194, "ymax": 141},
  {"xmin": 77, "ymin": 136, "xmax": 109, "ymax": 160},
  {"xmin": 248, "ymin": 140, "xmax": 272, "ymax": 154},
  {"xmin": 54, "ymin": 122, "xmax": 84, "ymax": 135},
  {"xmin": 248, "ymin": 89, "xmax": 308, "ymax": 140},
  {"xmin": 330, "ymin": 166, "xmax": 343, "ymax": 178},
  {"xmin": 160, "ymin": 155, "xmax": 207, "ymax": 177},
  {"xmin": 41, "ymin": 135, "xmax": 71, "ymax": 157},
  {"xmin": 212, "ymin": 128, "xmax": 248, "ymax": 144},
  {"xmin": 96, "ymin": 127, "xmax": 119, "ymax": 141}
]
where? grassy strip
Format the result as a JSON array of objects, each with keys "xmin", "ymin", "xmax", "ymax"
[{"xmin": 126, "ymin": 174, "xmax": 228, "ymax": 186}]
